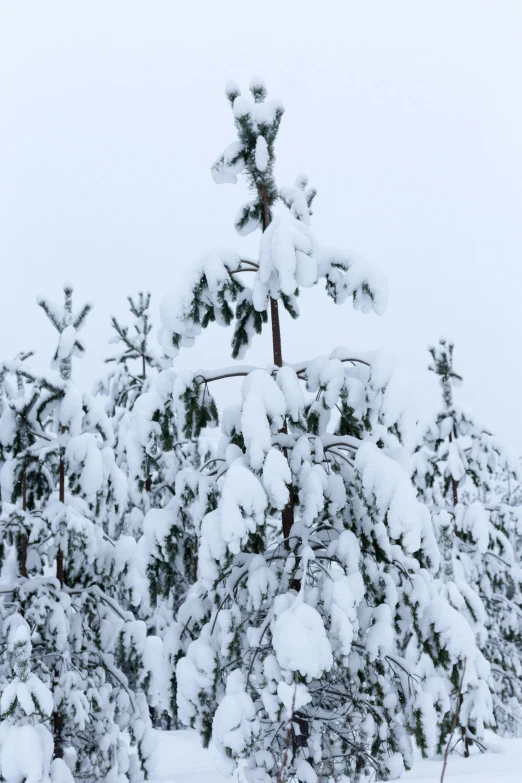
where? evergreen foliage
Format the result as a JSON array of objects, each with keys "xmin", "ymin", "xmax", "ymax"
[
  {"xmin": 96, "ymin": 293, "xmax": 211, "ymax": 725},
  {"xmin": 145, "ymin": 79, "xmax": 485, "ymax": 782},
  {"xmin": 0, "ymin": 78, "xmax": 521, "ymax": 783},
  {"xmin": 0, "ymin": 285, "xmax": 159, "ymax": 783},
  {"xmin": 413, "ymin": 339, "xmax": 522, "ymax": 743},
  {"xmin": 0, "ymin": 620, "xmax": 71, "ymax": 783}
]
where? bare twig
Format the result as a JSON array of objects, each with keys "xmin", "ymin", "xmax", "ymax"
[
  {"xmin": 440, "ymin": 657, "xmax": 467, "ymax": 783},
  {"xmin": 277, "ymin": 689, "xmax": 297, "ymax": 783}
]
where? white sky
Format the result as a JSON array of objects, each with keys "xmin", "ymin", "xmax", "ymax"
[{"xmin": 1, "ymin": 1, "xmax": 521, "ymax": 448}]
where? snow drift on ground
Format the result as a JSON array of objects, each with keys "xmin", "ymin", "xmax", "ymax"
[{"xmin": 153, "ymin": 729, "xmax": 522, "ymax": 783}]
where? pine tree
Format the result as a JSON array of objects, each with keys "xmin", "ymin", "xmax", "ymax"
[
  {"xmin": 108, "ymin": 293, "xmax": 161, "ymax": 389},
  {"xmin": 0, "ymin": 285, "xmax": 159, "ymax": 782},
  {"xmin": 95, "ymin": 293, "xmax": 211, "ymax": 725},
  {"xmin": 96, "ymin": 291, "xmax": 210, "ymax": 539},
  {"xmin": 413, "ymin": 339, "xmax": 520, "ymax": 744},
  {"xmin": 144, "ymin": 79, "xmax": 484, "ymax": 781},
  {"xmin": 95, "ymin": 292, "xmax": 162, "ymax": 539},
  {"xmin": 484, "ymin": 467, "xmax": 522, "ymax": 736},
  {"xmin": 0, "ymin": 619, "xmax": 70, "ymax": 783},
  {"xmin": 0, "ymin": 351, "xmax": 43, "ymax": 581}
]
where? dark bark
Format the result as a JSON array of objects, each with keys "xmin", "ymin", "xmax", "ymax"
[
  {"xmin": 270, "ymin": 297, "xmax": 283, "ymax": 369},
  {"xmin": 260, "ymin": 186, "xmax": 284, "ymax": 372},
  {"xmin": 448, "ymin": 432, "xmax": 459, "ymax": 507},
  {"xmin": 451, "ymin": 478, "xmax": 459, "ymax": 508},
  {"xmin": 448, "ymin": 431, "xmax": 469, "ymax": 757},
  {"xmin": 54, "ymin": 440, "xmax": 66, "ymax": 760},
  {"xmin": 258, "ymin": 186, "xmax": 297, "ymax": 583},
  {"xmin": 57, "ymin": 447, "xmax": 65, "ymax": 587},
  {"xmin": 441, "ymin": 660, "xmax": 467, "ymax": 782},
  {"xmin": 20, "ymin": 464, "xmax": 28, "ymax": 578},
  {"xmin": 292, "ymin": 711, "xmax": 309, "ymax": 753},
  {"xmin": 56, "ymin": 548, "xmax": 64, "ymax": 589},
  {"xmin": 53, "ymin": 711, "xmax": 64, "ymax": 759}
]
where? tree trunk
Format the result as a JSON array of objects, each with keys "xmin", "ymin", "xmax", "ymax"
[
  {"xmin": 54, "ymin": 442, "xmax": 65, "ymax": 760},
  {"xmin": 53, "ymin": 710, "xmax": 64, "ymax": 759},
  {"xmin": 449, "ymin": 431, "xmax": 469, "ymax": 756},
  {"xmin": 448, "ymin": 432, "xmax": 459, "ymax": 507},
  {"xmin": 459, "ymin": 693, "xmax": 470, "ymax": 758},
  {"xmin": 451, "ymin": 473, "xmax": 459, "ymax": 507},
  {"xmin": 57, "ymin": 448, "xmax": 65, "ymax": 587},
  {"xmin": 258, "ymin": 188, "xmax": 297, "ymax": 583},
  {"xmin": 20, "ymin": 464, "xmax": 28, "ymax": 578},
  {"xmin": 270, "ymin": 297, "xmax": 283, "ymax": 370}
]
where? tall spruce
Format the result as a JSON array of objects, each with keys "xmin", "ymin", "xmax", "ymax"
[
  {"xmin": 413, "ymin": 339, "xmax": 521, "ymax": 743},
  {"xmin": 143, "ymin": 79, "xmax": 485, "ymax": 781},
  {"xmin": 0, "ymin": 285, "xmax": 160, "ymax": 782}
]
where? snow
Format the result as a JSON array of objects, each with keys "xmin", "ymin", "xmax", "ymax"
[
  {"xmin": 176, "ymin": 636, "xmax": 217, "ymax": 727},
  {"xmin": 234, "ymin": 200, "xmax": 261, "ymax": 236},
  {"xmin": 280, "ymin": 177, "xmax": 313, "ymax": 225},
  {"xmin": 152, "ymin": 728, "xmax": 522, "ymax": 783},
  {"xmin": 247, "ymin": 556, "xmax": 278, "ymax": 611},
  {"xmin": 255, "ymin": 212, "xmax": 319, "ymax": 308},
  {"xmin": 271, "ymin": 593, "xmax": 333, "ymax": 679},
  {"xmin": 4, "ymin": 78, "xmax": 522, "ymax": 783},
  {"xmin": 211, "ymin": 141, "xmax": 245, "ymax": 185},
  {"xmin": 276, "ymin": 682, "xmax": 311, "ymax": 717},
  {"xmin": 463, "ymin": 501, "xmax": 490, "ymax": 553},
  {"xmin": 232, "ymin": 95, "xmax": 284, "ymax": 128},
  {"xmin": 0, "ymin": 723, "xmax": 53, "ymax": 783},
  {"xmin": 159, "ymin": 249, "xmax": 241, "ymax": 358},
  {"xmin": 241, "ymin": 371, "xmax": 286, "ymax": 469},
  {"xmin": 319, "ymin": 247, "xmax": 388, "ymax": 314},
  {"xmin": 50, "ymin": 759, "xmax": 74, "ymax": 783},
  {"xmin": 261, "ymin": 448, "xmax": 290, "ymax": 509},
  {"xmin": 355, "ymin": 440, "xmax": 425, "ymax": 554},
  {"xmin": 59, "ymin": 383, "xmax": 84, "ymax": 436},
  {"xmin": 254, "ymin": 136, "xmax": 268, "ymax": 173},
  {"xmin": 65, "ymin": 433, "xmax": 104, "ymax": 497},
  {"xmin": 212, "ymin": 670, "xmax": 259, "ymax": 775},
  {"xmin": 219, "ymin": 464, "xmax": 267, "ymax": 553},
  {"xmin": 57, "ymin": 325, "xmax": 77, "ymax": 361}
]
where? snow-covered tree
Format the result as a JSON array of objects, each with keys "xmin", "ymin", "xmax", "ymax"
[
  {"xmin": 413, "ymin": 339, "xmax": 521, "ymax": 743},
  {"xmin": 94, "ymin": 292, "xmax": 163, "ymax": 539},
  {"xmin": 0, "ymin": 285, "xmax": 159, "ymax": 782},
  {"xmin": 0, "ymin": 351, "xmax": 44, "ymax": 581},
  {"xmin": 483, "ymin": 472, "xmax": 522, "ymax": 737},
  {"xmin": 94, "ymin": 294, "xmax": 212, "ymax": 726},
  {"xmin": 0, "ymin": 619, "xmax": 73, "ymax": 783},
  {"xmin": 96, "ymin": 291, "xmax": 211, "ymax": 539},
  {"xmin": 144, "ymin": 79, "xmax": 485, "ymax": 781}
]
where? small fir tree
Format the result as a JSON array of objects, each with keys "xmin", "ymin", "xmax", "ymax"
[
  {"xmin": 0, "ymin": 620, "xmax": 69, "ymax": 783},
  {"xmin": 0, "ymin": 351, "xmax": 43, "ymax": 581},
  {"xmin": 483, "ymin": 468, "xmax": 522, "ymax": 736},
  {"xmin": 413, "ymin": 339, "xmax": 520, "ymax": 743},
  {"xmin": 95, "ymin": 294, "xmax": 211, "ymax": 725},
  {"xmin": 95, "ymin": 292, "xmax": 163, "ymax": 538},
  {"xmin": 0, "ymin": 285, "xmax": 160, "ymax": 782}
]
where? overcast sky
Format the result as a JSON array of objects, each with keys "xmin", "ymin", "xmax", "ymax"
[{"xmin": 1, "ymin": 1, "xmax": 521, "ymax": 448}]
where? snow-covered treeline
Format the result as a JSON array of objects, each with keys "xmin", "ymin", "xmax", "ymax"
[{"xmin": 0, "ymin": 79, "xmax": 521, "ymax": 783}]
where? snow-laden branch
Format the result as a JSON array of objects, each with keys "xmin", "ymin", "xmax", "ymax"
[
  {"xmin": 192, "ymin": 351, "xmax": 372, "ymax": 388},
  {"xmin": 64, "ymin": 584, "xmax": 135, "ymax": 623}
]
